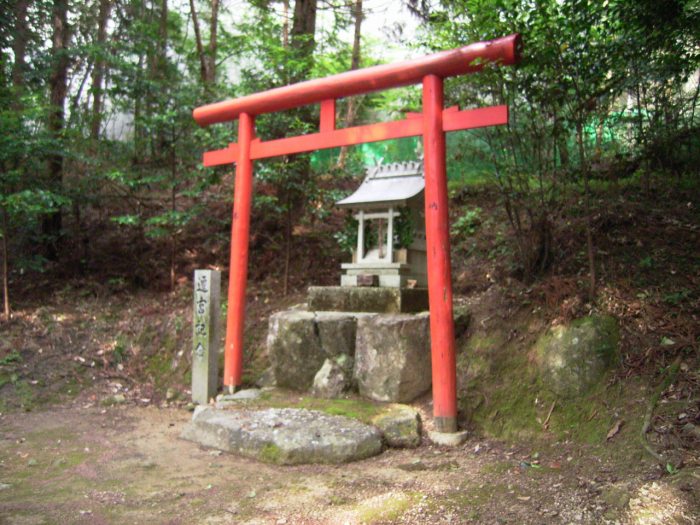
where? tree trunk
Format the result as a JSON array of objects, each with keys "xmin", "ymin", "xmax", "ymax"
[
  {"xmin": 158, "ymin": 0, "xmax": 168, "ymax": 72},
  {"xmin": 283, "ymin": 193, "xmax": 292, "ymax": 296},
  {"xmin": 44, "ymin": 0, "xmax": 70, "ymax": 261},
  {"xmin": 205, "ymin": 0, "xmax": 219, "ymax": 84},
  {"xmin": 190, "ymin": 0, "xmax": 218, "ymax": 85},
  {"xmin": 290, "ymin": 0, "xmax": 317, "ymax": 81},
  {"xmin": 282, "ymin": 0, "xmax": 289, "ymax": 49},
  {"xmin": 133, "ymin": 55, "xmax": 143, "ymax": 160},
  {"xmin": 1, "ymin": 208, "xmax": 10, "ymax": 321},
  {"xmin": 576, "ymin": 120, "xmax": 596, "ymax": 300},
  {"xmin": 12, "ymin": 0, "xmax": 29, "ymax": 97},
  {"xmin": 91, "ymin": 0, "xmax": 112, "ymax": 139},
  {"xmin": 337, "ymin": 0, "xmax": 363, "ymax": 169},
  {"xmin": 170, "ymin": 141, "xmax": 177, "ymax": 291}
]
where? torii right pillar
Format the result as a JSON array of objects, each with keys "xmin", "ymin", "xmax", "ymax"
[{"xmin": 423, "ymin": 74, "xmax": 457, "ymax": 433}]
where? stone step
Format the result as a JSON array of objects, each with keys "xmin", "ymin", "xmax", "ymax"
[
  {"xmin": 307, "ymin": 286, "xmax": 428, "ymax": 313},
  {"xmin": 181, "ymin": 406, "xmax": 383, "ymax": 465}
]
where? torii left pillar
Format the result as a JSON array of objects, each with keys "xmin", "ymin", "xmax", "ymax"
[{"xmin": 224, "ymin": 112, "xmax": 254, "ymax": 389}]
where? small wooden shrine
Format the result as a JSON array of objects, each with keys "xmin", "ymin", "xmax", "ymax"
[{"xmin": 336, "ymin": 161, "xmax": 427, "ymax": 288}]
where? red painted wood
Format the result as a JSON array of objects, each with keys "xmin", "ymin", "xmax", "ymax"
[
  {"xmin": 422, "ymin": 75, "xmax": 458, "ymax": 431},
  {"xmin": 443, "ymin": 104, "xmax": 508, "ymax": 132},
  {"xmin": 223, "ymin": 112, "xmax": 255, "ymax": 388},
  {"xmin": 202, "ymin": 105, "xmax": 510, "ymax": 166},
  {"xmin": 203, "ymin": 144, "xmax": 237, "ymax": 167},
  {"xmin": 319, "ymin": 99, "xmax": 336, "ymax": 132},
  {"xmin": 252, "ymin": 118, "xmax": 423, "ymax": 159},
  {"xmin": 193, "ymin": 34, "xmax": 521, "ymax": 125}
]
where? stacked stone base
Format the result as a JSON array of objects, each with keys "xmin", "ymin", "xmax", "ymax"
[{"xmin": 267, "ymin": 306, "xmax": 432, "ymax": 403}]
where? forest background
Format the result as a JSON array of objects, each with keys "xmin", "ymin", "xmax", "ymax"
[{"xmin": 0, "ymin": 0, "xmax": 698, "ymax": 348}]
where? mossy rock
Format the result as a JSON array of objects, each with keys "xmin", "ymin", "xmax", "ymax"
[
  {"xmin": 534, "ymin": 315, "xmax": 620, "ymax": 398},
  {"xmin": 371, "ymin": 405, "xmax": 421, "ymax": 448}
]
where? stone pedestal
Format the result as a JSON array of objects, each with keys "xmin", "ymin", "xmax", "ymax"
[
  {"xmin": 268, "ymin": 311, "xmax": 362, "ymax": 391},
  {"xmin": 353, "ymin": 312, "xmax": 432, "ymax": 402},
  {"xmin": 307, "ymin": 286, "xmax": 428, "ymax": 313},
  {"xmin": 267, "ymin": 307, "xmax": 432, "ymax": 403}
]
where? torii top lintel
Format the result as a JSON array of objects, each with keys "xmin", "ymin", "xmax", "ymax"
[{"xmin": 193, "ymin": 33, "xmax": 521, "ymax": 126}]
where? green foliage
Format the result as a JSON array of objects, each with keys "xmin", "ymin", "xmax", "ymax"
[
  {"xmin": 451, "ymin": 207, "xmax": 482, "ymax": 237},
  {"xmin": 0, "ymin": 351, "xmax": 22, "ymax": 366},
  {"xmin": 1, "ymin": 0, "xmax": 697, "ymax": 298},
  {"xmin": 415, "ymin": 0, "xmax": 699, "ymax": 278}
]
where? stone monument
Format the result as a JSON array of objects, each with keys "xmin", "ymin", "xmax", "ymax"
[{"xmin": 191, "ymin": 269, "xmax": 221, "ymax": 404}]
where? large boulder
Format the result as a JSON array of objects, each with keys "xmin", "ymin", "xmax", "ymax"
[
  {"xmin": 535, "ymin": 315, "xmax": 620, "ymax": 398},
  {"xmin": 268, "ymin": 311, "xmax": 358, "ymax": 390},
  {"xmin": 181, "ymin": 406, "xmax": 383, "ymax": 465},
  {"xmin": 354, "ymin": 312, "xmax": 432, "ymax": 402},
  {"xmin": 268, "ymin": 311, "xmax": 322, "ymax": 390}
]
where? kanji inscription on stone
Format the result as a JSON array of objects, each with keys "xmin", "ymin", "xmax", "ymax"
[{"xmin": 191, "ymin": 269, "xmax": 221, "ymax": 404}]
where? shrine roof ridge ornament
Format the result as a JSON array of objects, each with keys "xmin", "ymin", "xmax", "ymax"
[
  {"xmin": 193, "ymin": 34, "xmax": 522, "ymax": 126},
  {"xmin": 368, "ymin": 160, "xmax": 423, "ymax": 180}
]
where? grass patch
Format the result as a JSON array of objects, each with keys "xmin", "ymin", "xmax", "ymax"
[
  {"xmin": 355, "ymin": 492, "xmax": 420, "ymax": 524},
  {"xmin": 260, "ymin": 443, "xmax": 283, "ymax": 463},
  {"xmin": 431, "ymin": 482, "xmax": 509, "ymax": 521},
  {"xmin": 297, "ymin": 397, "xmax": 385, "ymax": 424},
  {"xmin": 0, "ymin": 351, "xmax": 22, "ymax": 366}
]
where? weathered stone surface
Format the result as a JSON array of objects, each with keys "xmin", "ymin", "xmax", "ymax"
[
  {"xmin": 308, "ymin": 286, "xmax": 429, "ymax": 313},
  {"xmin": 255, "ymin": 367, "xmax": 277, "ymax": 388},
  {"xmin": 428, "ymin": 430, "xmax": 469, "ymax": 447},
  {"xmin": 535, "ymin": 315, "xmax": 620, "ymax": 398},
  {"xmin": 354, "ymin": 312, "xmax": 432, "ymax": 402},
  {"xmin": 181, "ymin": 407, "xmax": 383, "ymax": 464},
  {"xmin": 311, "ymin": 355, "xmax": 354, "ymax": 398},
  {"xmin": 315, "ymin": 313, "xmax": 357, "ymax": 357},
  {"xmin": 268, "ymin": 311, "xmax": 359, "ymax": 391},
  {"xmin": 268, "ymin": 311, "xmax": 321, "ymax": 390},
  {"xmin": 372, "ymin": 405, "xmax": 421, "ymax": 448},
  {"xmin": 191, "ymin": 269, "xmax": 221, "ymax": 406},
  {"xmin": 215, "ymin": 389, "xmax": 263, "ymax": 408}
]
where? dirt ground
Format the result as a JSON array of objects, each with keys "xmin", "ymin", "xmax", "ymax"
[
  {"xmin": 1, "ymin": 182, "xmax": 698, "ymax": 524},
  {"xmin": 1, "ymin": 401, "xmax": 698, "ymax": 525}
]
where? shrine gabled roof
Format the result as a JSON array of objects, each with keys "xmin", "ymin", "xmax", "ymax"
[{"xmin": 336, "ymin": 161, "xmax": 424, "ymax": 209}]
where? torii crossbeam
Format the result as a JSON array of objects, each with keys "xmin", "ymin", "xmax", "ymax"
[{"xmin": 194, "ymin": 34, "xmax": 521, "ymax": 433}]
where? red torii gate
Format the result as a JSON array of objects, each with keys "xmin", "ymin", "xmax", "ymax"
[{"xmin": 193, "ymin": 34, "xmax": 521, "ymax": 433}]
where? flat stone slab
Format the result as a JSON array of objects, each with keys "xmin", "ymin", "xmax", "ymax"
[
  {"xmin": 215, "ymin": 388, "xmax": 264, "ymax": 408},
  {"xmin": 181, "ymin": 407, "xmax": 383, "ymax": 465},
  {"xmin": 308, "ymin": 286, "xmax": 429, "ymax": 313}
]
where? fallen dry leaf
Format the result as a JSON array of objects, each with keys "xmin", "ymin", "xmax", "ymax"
[{"xmin": 606, "ymin": 419, "xmax": 624, "ymax": 441}]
